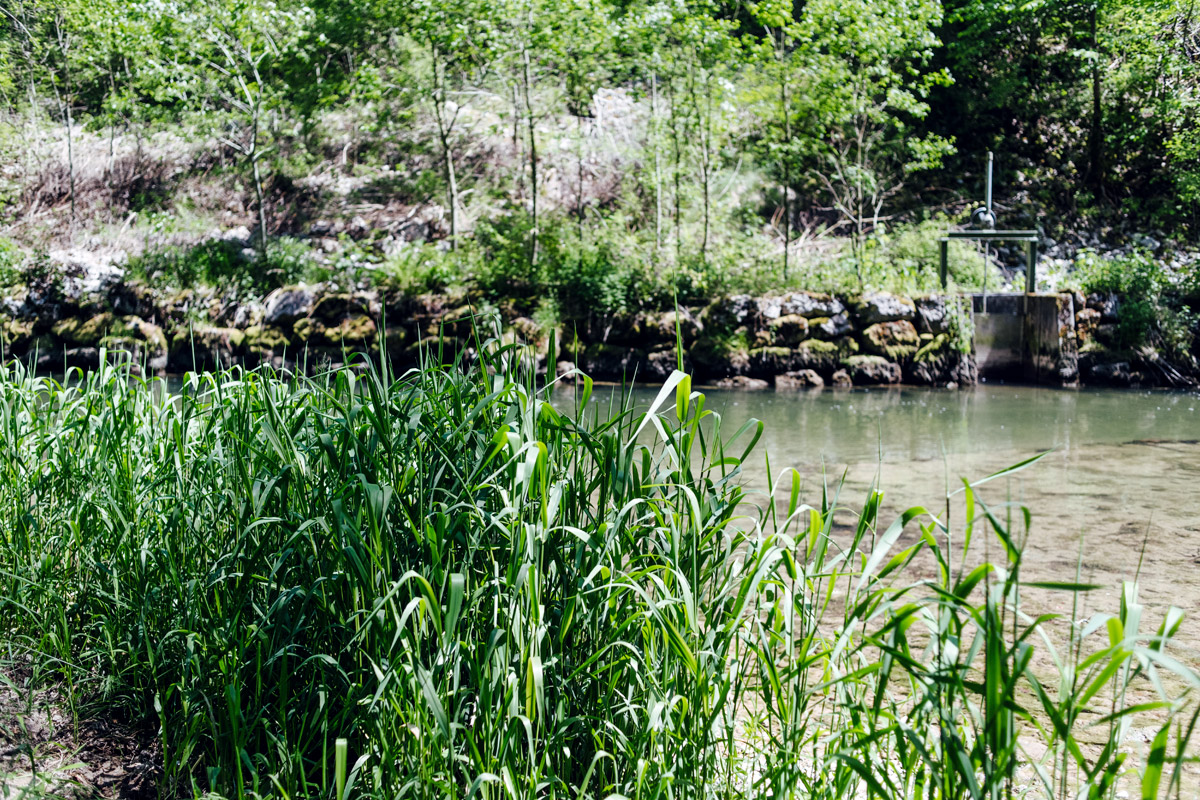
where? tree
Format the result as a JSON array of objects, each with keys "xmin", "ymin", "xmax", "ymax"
[
  {"xmin": 794, "ymin": 0, "xmax": 953, "ymax": 286},
  {"xmin": 406, "ymin": 0, "xmax": 495, "ymax": 250}
]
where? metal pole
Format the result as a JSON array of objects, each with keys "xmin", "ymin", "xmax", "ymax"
[
  {"xmin": 939, "ymin": 239, "xmax": 949, "ymax": 289},
  {"xmin": 1026, "ymin": 239, "xmax": 1036, "ymax": 294},
  {"xmin": 986, "ymin": 151, "xmax": 994, "ymax": 219}
]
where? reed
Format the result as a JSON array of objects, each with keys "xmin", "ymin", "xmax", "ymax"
[{"xmin": 0, "ymin": 341, "xmax": 1195, "ymax": 799}]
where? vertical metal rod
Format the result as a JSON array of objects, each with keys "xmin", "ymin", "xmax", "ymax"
[
  {"xmin": 1026, "ymin": 239, "xmax": 1037, "ymax": 294},
  {"xmin": 939, "ymin": 239, "xmax": 949, "ymax": 289},
  {"xmin": 986, "ymin": 151, "xmax": 994, "ymax": 217}
]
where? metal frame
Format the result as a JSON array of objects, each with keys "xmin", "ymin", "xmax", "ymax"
[{"xmin": 938, "ymin": 230, "xmax": 1039, "ymax": 294}]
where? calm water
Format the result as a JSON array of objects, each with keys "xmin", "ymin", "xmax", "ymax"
[
  {"xmin": 588, "ymin": 382, "xmax": 1200, "ymax": 653},
  {"xmin": 609, "ymin": 383, "xmax": 1200, "ymax": 467}
]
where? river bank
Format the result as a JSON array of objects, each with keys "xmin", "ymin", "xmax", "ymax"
[{"xmin": 2, "ymin": 250, "xmax": 1196, "ymax": 388}]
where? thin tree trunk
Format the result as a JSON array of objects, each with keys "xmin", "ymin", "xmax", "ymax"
[
  {"xmin": 576, "ymin": 113, "xmax": 585, "ymax": 237},
  {"xmin": 700, "ymin": 73, "xmax": 711, "ymax": 260},
  {"xmin": 53, "ymin": 16, "xmax": 75, "ymax": 224},
  {"xmin": 779, "ymin": 32, "xmax": 791, "ymax": 282},
  {"xmin": 251, "ymin": 102, "xmax": 268, "ymax": 262},
  {"xmin": 522, "ymin": 44, "xmax": 539, "ymax": 266},
  {"xmin": 1087, "ymin": 5, "xmax": 1104, "ymax": 198},
  {"xmin": 669, "ymin": 81, "xmax": 682, "ymax": 264},
  {"xmin": 651, "ymin": 72, "xmax": 662, "ymax": 255},
  {"xmin": 431, "ymin": 45, "xmax": 459, "ymax": 249}
]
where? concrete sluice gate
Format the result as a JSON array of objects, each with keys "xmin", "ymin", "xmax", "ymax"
[{"xmin": 972, "ymin": 293, "xmax": 1078, "ymax": 384}]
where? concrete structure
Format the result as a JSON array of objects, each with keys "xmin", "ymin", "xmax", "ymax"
[{"xmin": 972, "ymin": 293, "xmax": 1078, "ymax": 383}]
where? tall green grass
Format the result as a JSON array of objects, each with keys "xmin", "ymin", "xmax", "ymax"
[{"xmin": 0, "ymin": 342, "xmax": 1197, "ymax": 799}]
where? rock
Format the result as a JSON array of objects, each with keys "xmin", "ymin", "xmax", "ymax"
[
  {"xmin": 264, "ymin": 287, "xmax": 315, "ymax": 327},
  {"xmin": 809, "ymin": 312, "xmax": 853, "ymax": 339},
  {"xmin": 830, "ymin": 369, "xmax": 852, "ymax": 387},
  {"xmin": 1075, "ymin": 307, "xmax": 1101, "ymax": 343},
  {"xmin": 701, "ymin": 295, "xmax": 758, "ymax": 330},
  {"xmin": 244, "ymin": 325, "xmax": 291, "ymax": 353},
  {"xmin": 656, "ymin": 308, "xmax": 703, "ymax": 345},
  {"xmin": 775, "ymin": 369, "xmax": 825, "ymax": 390},
  {"xmin": 853, "ymin": 292, "xmax": 916, "ymax": 325},
  {"xmin": 756, "ymin": 296, "xmax": 783, "ymax": 322},
  {"xmin": 309, "ymin": 219, "xmax": 335, "ymax": 236},
  {"xmin": 642, "ymin": 348, "xmax": 681, "ymax": 380},
  {"xmin": 904, "ymin": 333, "xmax": 977, "ymax": 386},
  {"xmin": 842, "ymin": 355, "xmax": 902, "ymax": 385},
  {"xmin": 584, "ymin": 342, "xmax": 640, "ymax": 380},
  {"xmin": 767, "ymin": 314, "xmax": 809, "ymax": 346},
  {"xmin": 1089, "ymin": 361, "xmax": 1132, "ymax": 386},
  {"xmin": 793, "ymin": 338, "xmax": 856, "ymax": 374},
  {"xmin": 749, "ymin": 346, "xmax": 799, "ymax": 376},
  {"xmin": 715, "ymin": 375, "xmax": 770, "ymax": 390},
  {"xmin": 779, "ymin": 291, "xmax": 844, "ymax": 319},
  {"xmin": 169, "ymin": 326, "xmax": 245, "ymax": 370},
  {"xmin": 47, "ymin": 248, "xmax": 127, "ymax": 308},
  {"xmin": 0, "ymin": 317, "xmax": 34, "ymax": 353},
  {"xmin": 221, "ymin": 226, "xmax": 253, "ymax": 246},
  {"xmin": 860, "ymin": 320, "xmax": 920, "ymax": 360},
  {"xmin": 914, "ymin": 297, "xmax": 951, "ymax": 334},
  {"xmin": 1087, "ymin": 292, "xmax": 1120, "ymax": 323},
  {"xmin": 233, "ymin": 302, "xmax": 265, "ymax": 329},
  {"xmin": 690, "ymin": 336, "xmax": 750, "ymax": 378},
  {"xmin": 311, "ymin": 293, "xmax": 373, "ymax": 325}
]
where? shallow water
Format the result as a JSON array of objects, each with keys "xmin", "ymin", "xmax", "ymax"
[{"xmin": 590, "ymin": 382, "xmax": 1200, "ymax": 656}]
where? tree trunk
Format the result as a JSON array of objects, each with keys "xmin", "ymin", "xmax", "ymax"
[
  {"xmin": 522, "ymin": 45, "xmax": 539, "ymax": 266},
  {"xmin": 431, "ymin": 45, "xmax": 459, "ymax": 249},
  {"xmin": 1087, "ymin": 5, "xmax": 1105, "ymax": 198},
  {"xmin": 651, "ymin": 72, "xmax": 662, "ymax": 256},
  {"xmin": 779, "ymin": 33, "xmax": 791, "ymax": 282}
]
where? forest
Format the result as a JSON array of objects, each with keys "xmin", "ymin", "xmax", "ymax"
[{"xmin": 2, "ymin": 0, "xmax": 1200, "ymax": 313}]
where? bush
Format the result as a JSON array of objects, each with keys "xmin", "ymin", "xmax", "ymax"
[
  {"xmin": 130, "ymin": 236, "xmax": 319, "ymax": 294},
  {"xmin": 1076, "ymin": 250, "xmax": 1166, "ymax": 348}
]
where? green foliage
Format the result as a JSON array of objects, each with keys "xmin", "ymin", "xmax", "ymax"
[
  {"xmin": 0, "ymin": 237, "xmax": 26, "ymax": 288},
  {"xmin": 129, "ymin": 236, "xmax": 317, "ymax": 294},
  {"xmin": 1076, "ymin": 250, "xmax": 1166, "ymax": 348},
  {"xmin": 0, "ymin": 354, "xmax": 1197, "ymax": 799}
]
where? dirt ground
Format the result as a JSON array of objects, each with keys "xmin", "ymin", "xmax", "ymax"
[{"xmin": 0, "ymin": 670, "xmax": 159, "ymax": 800}]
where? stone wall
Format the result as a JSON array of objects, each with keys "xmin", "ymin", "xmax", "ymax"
[{"xmin": 0, "ymin": 268, "xmax": 977, "ymax": 388}]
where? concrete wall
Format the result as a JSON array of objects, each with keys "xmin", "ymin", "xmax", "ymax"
[{"xmin": 971, "ymin": 293, "xmax": 1079, "ymax": 384}]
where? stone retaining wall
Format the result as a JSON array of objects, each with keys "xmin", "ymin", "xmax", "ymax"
[
  {"xmin": 4, "ymin": 261, "xmax": 1184, "ymax": 387},
  {"xmin": 0, "ymin": 272, "xmax": 978, "ymax": 388}
]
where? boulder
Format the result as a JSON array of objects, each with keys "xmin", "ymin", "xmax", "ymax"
[
  {"xmin": 914, "ymin": 297, "xmax": 952, "ymax": 334},
  {"xmin": 749, "ymin": 346, "xmax": 799, "ymax": 376},
  {"xmin": 853, "ymin": 292, "xmax": 916, "ymax": 325},
  {"xmin": 169, "ymin": 326, "xmax": 246, "ymax": 371},
  {"xmin": 1089, "ymin": 361, "xmax": 1133, "ymax": 386},
  {"xmin": 700, "ymin": 295, "xmax": 758, "ymax": 331},
  {"xmin": 584, "ymin": 342, "xmax": 641, "ymax": 380},
  {"xmin": 767, "ymin": 314, "xmax": 809, "ymax": 346},
  {"xmin": 714, "ymin": 375, "xmax": 770, "ymax": 391},
  {"xmin": 842, "ymin": 355, "xmax": 901, "ymax": 385},
  {"xmin": 809, "ymin": 312, "xmax": 853, "ymax": 340},
  {"xmin": 656, "ymin": 308, "xmax": 703, "ymax": 345},
  {"xmin": 793, "ymin": 338, "xmax": 857, "ymax": 374},
  {"xmin": 775, "ymin": 369, "xmax": 825, "ymax": 390},
  {"xmin": 779, "ymin": 291, "xmax": 845, "ymax": 319},
  {"xmin": 690, "ymin": 336, "xmax": 751, "ymax": 378},
  {"xmin": 860, "ymin": 320, "xmax": 920, "ymax": 360},
  {"xmin": 1075, "ymin": 307, "xmax": 1101, "ymax": 344},
  {"xmin": 830, "ymin": 369, "xmax": 852, "ymax": 387},
  {"xmin": 904, "ymin": 333, "xmax": 977, "ymax": 386},
  {"xmin": 264, "ymin": 287, "xmax": 316, "ymax": 328},
  {"xmin": 1086, "ymin": 292, "xmax": 1120, "ymax": 323}
]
